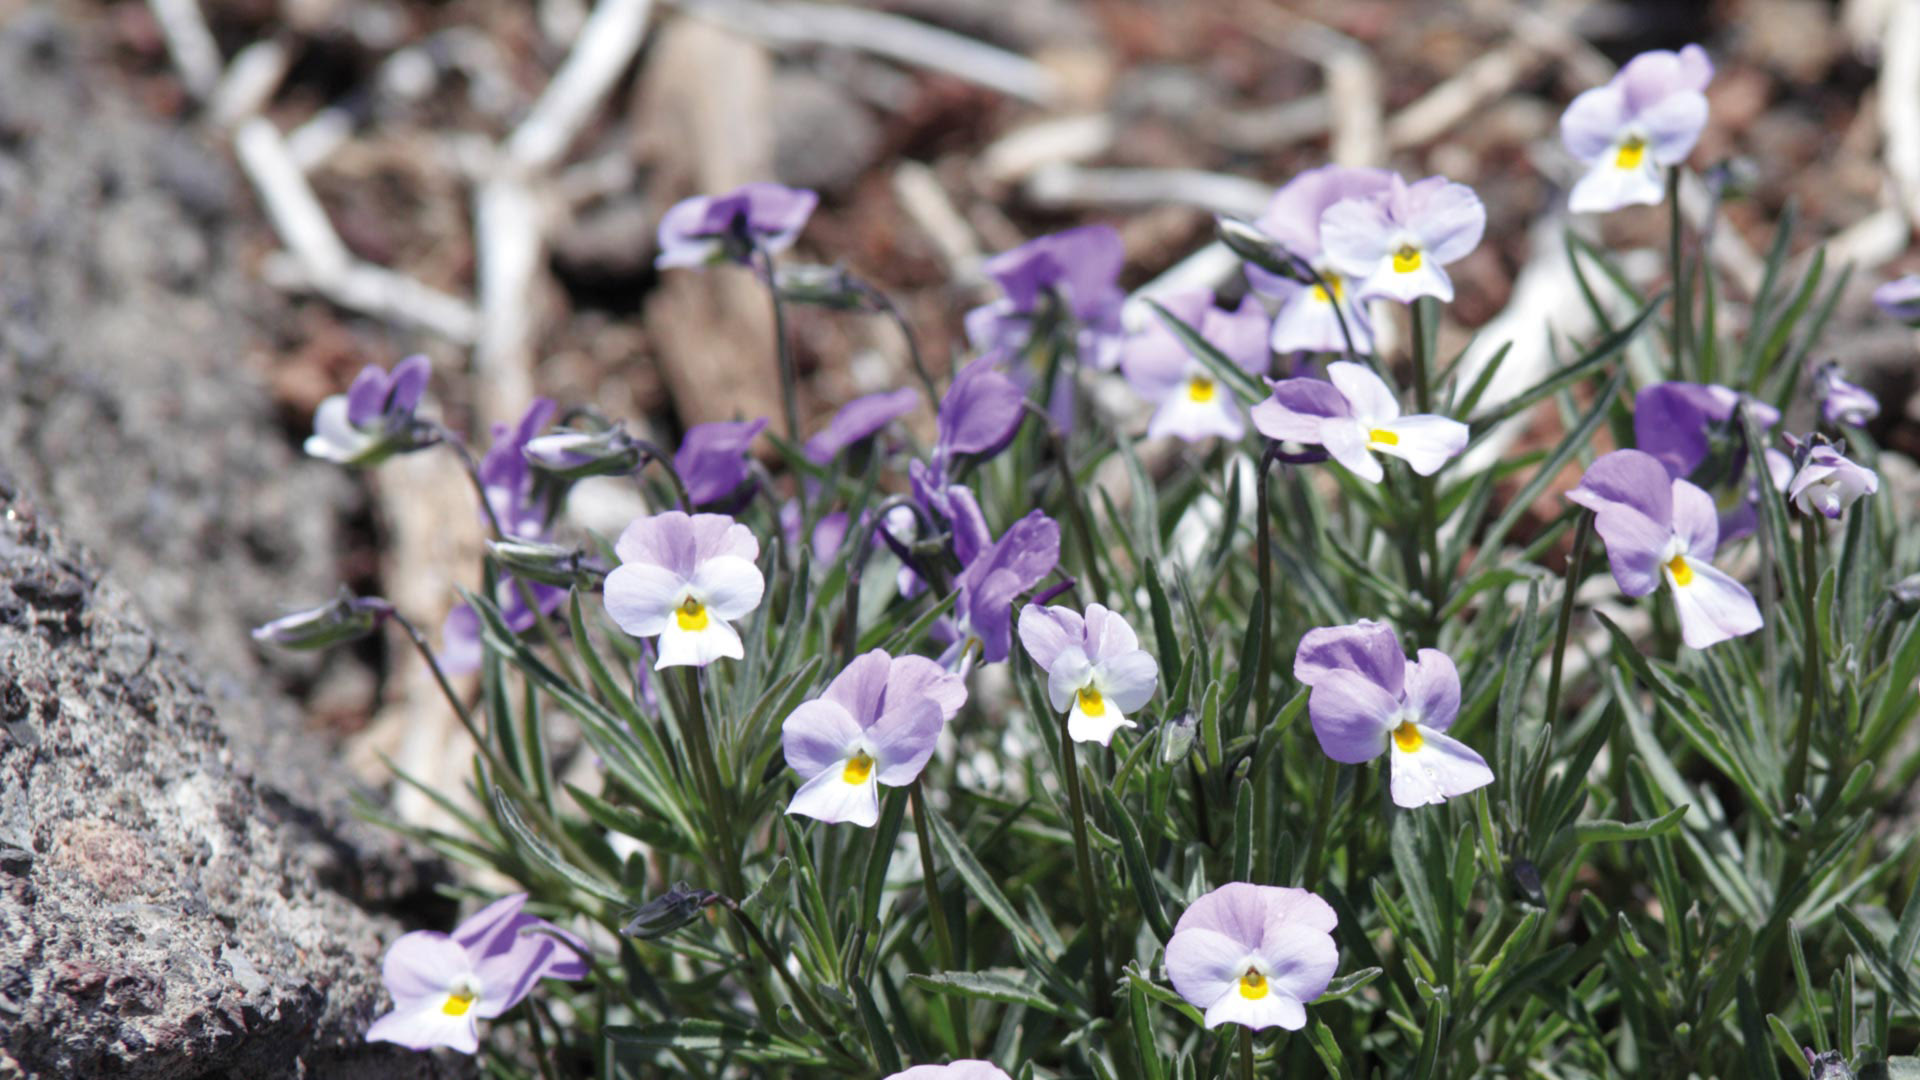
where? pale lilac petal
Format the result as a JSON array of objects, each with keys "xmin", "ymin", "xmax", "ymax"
[
  {"xmin": 1326, "ymin": 361, "xmax": 1399, "ymax": 423},
  {"xmin": 1018, "ymin": 605, "xmax": 1083, "ymax": 671},
  {"xmin": 1403, "ymin": 648, "xmax": 1460, "ymax": 730},
  {"xmin": 782, "ymin": 699, "xmax": 863, "ymax": 779},
  {"xmin": 1094, "ymin": 649, "xmax": 1159, "ymax": 714},
  {"xmin": 1669, "ymin": 478, "xmax": 1720, "ymax": 562},
  {"xmin": 1253, "ymin": 919, "xmax": 1339, "ymax": 1007},
  {"xmin": 1047, "ymin": 648, "xmax": 1094, "ymax": 713},
  {"xmin": 822, "ymin": 650, "xmax": 893, "ymax": 727},
  {"xmin": 1560, "ymin": 84, "xmax": 1629, "ymax": 162},
  {"xmin": 1360, "ymin": 257, "xmax": 1455, "ymax": 305},
  {"xmin": 1319, "ymin": 196, "xmax": 1397, "ymax": 281},
  {"xmin": 689, "ymin": 555, "xmax": 765, "ymax": 621},
  {"xmin": 1262, "ymin": 887, "xmax": 1338, "ymax": 935},
  {"xmin": 1321, "ymin": 420, "xmax": 1384, "ymax": 483},
  {"xmin": 1676, "ymin": 44, "xmax": 1714, "ymax": 91},
  {"xmin": 1589, "ymin": 504, "xmax": 1670, "ymax": 598},
  {"xmin": 882, "ymin": 654, "xmax": 969, "ymax": 725},
  {"xmin": 1250, "ymin": 378, "xmax": 1353, "ymax": 443},
  {"xmin": 1293, "ymin": 620, "xmax": 1404, "ymax": 692},
  {"xmin": 886, "ymin": 1063, "xmax": 1016, "ymax": 1080},
  {"xmin": 1641, "ymin": 91, "xmax": 1709, "ymax": 164},
  {"xmin": 1269, "ymin": 287, "xmax": 1372, "ymax": 355},
  {"xmin": 1166, "ymin": 926, "xmax": 1254, "ymax": 1014},
  {"xmin": 471, "ymin": 919, "xmax": 586, "ymax": 1018},
  {"xmin": 449, "ymin": 894, "xmax": 529, "ymax": 953},
  {"xmin": 1256, "ymin": 165, "xmax": 1397, "ymax": 260},
  {"xmin": 1389, "ymin": 727, "xmax": 1494, "ymax": 807},
  {"xmin": 1308, "ymin": 670, "xmax": 1398, "ymax": 764},
  {"xmin": 1670, "ymin": 560, "xmax": 1763, "ymax": 649},
  {"xmin": 1372, "ymin": 414, "xmax": 1468, "ymax": 476},
  {"xmin": 868, "ymin": 699, "xmax": 944, "ymax": 785},
  {"xmin": 1406, "ymin": 179, "xmax": 1486, "ymax": 265},
  {"xmin": 1172, "ymin": 881, "xmax": 1271, "ymax": 944},
  {"xmin": 1568, "ymin": 450, "xmax": 1673, "ymax": 526},
  {"xmin": 345, "ymin": 365, "xmax": 391, "ymax": 427},
  {"xmin": 1120, "ymin": 329, "xmax": 1193, "ymax": 401},
  {"xmin": 786, "ymin": 763, "xmax": 880, "ymax": 826},
  {"xmin": 380, "ymin": 931, "xmax": 468, "ymax": 1004},
  {"xmin": 604, "ymin": 562, "xmax": 686, "ymax": 638},
  {"xmin": 1083, "ymin": 603, "xmax": 1141, "ymax": 660},
  {"xmin": 388, "ymin": 354, "xmax": 432, "ymax": 414},
  {"xmin": 1205, "ymin": 295, "xmax": 1274, "ymax": 373},
  {"xmin": 654, "ymin": 619, "xmax": 744, "ymax": 669}
]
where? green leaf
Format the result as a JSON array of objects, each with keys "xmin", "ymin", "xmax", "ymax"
[
  {"xmin": 909, "ymin": 969, "xmax": 1066, "ymax": 1015},
  {"xmin": 1145, "ymin": 299, "xmax": 1267, "ymax": 404},
  {"xmin": 605, "ymin": 1019, "xmax": 826, "ymax": 1065},
  {"xmin": 489, "ymin": 787, "xmax": 627, "ymax": 905},
  {"xmin": 1572, "ymin": 804, "xmax": 1689, "ymax": 843}
]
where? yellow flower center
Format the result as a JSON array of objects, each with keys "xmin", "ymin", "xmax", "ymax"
[
  {"xmin": 1392, "ymin": 720, "xmax": 1424, "ymax": 753},
  {"xmin": 443, "ymin": 989, "xmax": 476, "ymax": 1016},
  {"xmin": 842, "ymin": 750, "xmax": 875, "ymax": 784},
  {"xmin": 1392, "ymin": 246, "xmax": 1423, "ymax": 274},
  {"xmin": 1666, "ymin": 554, "xmax": 1693, "ymax": 587},
  {"xmin": 1615, "ymin": 135, "xmax": 1647, "ymax": 169},
  {"xmin": 1077, "ymin": 686, "xmax": 1106, "ymax": 717},
  {"xmin": 1239, "ymin": 969, "xmax": 1269, "ymax": 999},
  {"xmin": 676, "ymin": 596, "xmax": 709, "ymax": 631},
  {"xmin": 1368, "ymin": 427, "xmax": 1399, "ymax": 446},
  {"xmin": 1312, "ymin": 271, "xmax": 1345, "ymax": 303},
  {"xmin": 1186, "ymin": 375, "xmax": 1217, "ymax": 403}
]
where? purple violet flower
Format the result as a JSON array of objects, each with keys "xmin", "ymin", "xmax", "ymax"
[
  {"xmin": 939, "ymin": 510, "xmax": 1061, "ymax": 669},
  {"xmin": 604, "ymin": 511, "xmax": 765, "ymax": 668},
  {"xmin": 781, "ymin": 649, "xmax": 967, "ymax": 826},
  {"xmin": 804, "ymin": 388, "xmax": 921, "ymax": 464},
  {"xmin": 1121, "ymin": 292, "xmax": 1271, "ymax": 442},
  {"xmin": 1568, "ymin": 449, "xmax": 1764, "ymax": 649},
  {"xmin": 252, "ymin": 591, "xmax": 392, "ymax": 650},
  {"xmin": 1873, "ymin": 275, "xmax": 1920, "ymax": 326},
  {"xmin": 965, "ymin": 224, "xmax": 1128, "ymax": 371},
  {"xmin": 673, "ymin": 418, "xmax": 769, "ymax": 508},
  {"xmin": 655, "ymin": 183, "xmax": 818, "ymax": 269},
  {"xmin": 1246, "ymin": 165, "xmax": 1395, "ymax": 353},
  {"xmin": 480, "ymin": 399, "xmax": 558, "ymax": 539},
  {"xmin": 1560, "ymin": 46, "xmax": 1713, "ymax": 213},
  {"xmin": 1250, "ymin": 361, "xmax": 1468, "ymax": 482},
  {"xmin": 365, "ymin": 893, "xmax": 587, "ymax": 1054},
  {"xmin": 1017, "ymin": 603, "xmax": 1159, "ymax": 745},
  {"xmin": 1165, "ymin": 883, "xmax": 1339, "ymax": 1031},
  {"xmin": 1320, "ymin": 174, "xmax": 1486, "ymax": 305},
  {"xmin": 936, "ymin": 358, "xmax": 1026, "ymax": 466},
  {"xmin": 305, "ymin": 354, "xmax": 434, "ymax": 466},
  {"xmin": 1294, "ymin": 620, "xmax": 1493, "ymax": 807},
  {"xmin": 884, "ymin": 1064, "xmax": 1014, "ymax": 1080},
  {"xmin": 1787, "ymin": 442, "xmax": 1879, "ymax": 520},
  {"xmin": 1814, "ymin": 362, "xmax": 1881, "ymax": 427},
  {"xmin": 1634, "ymin": 381, "xmax": 1781, "ymax": 542}
]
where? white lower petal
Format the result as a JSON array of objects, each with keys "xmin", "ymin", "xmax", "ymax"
[
  {"xmin": 1372, "ymin": 415, "xmax": 1469, "ymax": 476},
  {"xmin": 1569, "ymin": 161, "xmax": 1664, "ymax": 214},
  {"xmin": 785, "ymin": 764, "xmax": 880, "ymax": 826},
  {"xmin": 1668, "ymin": 560, "xmax": 1763, "ymax": 649},
  {"xmin": 1147, "ymin": 394, "xmax": 1243, "ymax": 443},
  {"xmin": 366, "ymin": 1002, "xmax": 480, "ymax": 1054},
  {"xmin": 1388, "ymin": 727, "xmax": 1493, "ymax": 808},
  {"xmin": 1068, "ymin": 703, "xmax": 1135, "ymax": 746},
  {"xmin": 654, "ymin": 619, "xmax": 744, "ymax": 668},
  {"xmin": 1321, "ymin": 420, "xmax": 1384, "ymax": 483},
  {"xmin": 1203, "ymin": 988, "xmax": 1309, "ymax": 1031}
]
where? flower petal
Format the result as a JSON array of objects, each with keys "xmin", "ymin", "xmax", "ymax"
[
  {"xmin": 1404, "ymin": 648, "xmax": 1461, "ymax": 730},
  {"xmin": 1068, "ymin": 701, "xmax": 1136, "ymax": 746},
  {"xmin": 1589, "ymin": 504, "xmax": 1670, "ymax": 598},
  {"xmin": 1084, "ymin": 603, "xmax": 1141, "ymax": 659},
  {"xmin": 1559, "ymin": 84, "xmax": 1629, "ymax": 162},
  {"xmin": 1389, "ymin": 726, "xmax": 1494, "ymax": 807},
  {"xmin": 1406, "ymin": 178, "xmax": 1486, "ymax": 265},
  {"xmin": 1372, "ymin": 414, "xmax": 1468, "ymax": 476},
  {"xmin": 380, "ymin": 931, "xmax": 467, "ymax": 1003},
  {"xmin": 1203, "ymin": 986, "xmax": 1309, "ymax": 1031},
  {"xmin": 1641, "ymin": 91, "xmax": 1709, "ymax": 164},
  {"xmin": 1148, "ymin": 394, "xmax": 1244, "ymax": 442},
  {"xmin": 366, "ymin": 1000, "xmax": 479, "ymax": 1053},
  {"xmin": 1670, "ymin": 559, "xmax": 1763, "ymax": 649},
  {"xmin": 1321, "ymin": 419, "xmax": 1384, "ymax": 483},
  {"xmin": 883, "ymin": 654, "xmax": 969, "ymax": 725},
  {"xmin": 1250, "ymin": 377, "xmax": 1353, "ymax": 443},
  {"xmin": 1326, "ymin": 362, "xmax": 1400, "ymax": 423},
  {"xmin": 1046, "ymin": 648, "xmax": 1094, "ymax": 713},
  {"xmin": 1308, "ymin": 669, "xmax": 1398, "ymax": 764},
  {"xmin": 654, "ymin": 618, "xmax": 744, "ymax": 669},
  {"xmin": 1167, "ymin": 926, "xmax": 1255, "ymax": 1015},
  {"xmin": 1173, "ymin": 881, "xmax": 1271, "ymax": 942},
  {"xmin": 1255, "ymin": 919, "xmax": 1339, "ymax": 1006},
  {"xmin": 782, "ymin": 699, "xmax": 863, "ymax": 779},
  {"xmin": 1569, "ymin": 450, "xmax": 1673, "ymax": 525},
  {"xmin": 1018, "ymin": 603, "xmax": 1082, "ymax": 673},
  {"xmin": 821, "ymin": 649, "xmax": 893, "ymax": 727},
  {"xmin": 868, "ymin": 698, "xmax": 944, "ymax": 786},
  {"xmin": 1319, "ymin": 195, "xmax": 1397, "ymax": 280},
  {"xmin": 1095, "ymin": 650, "xmax": 1159, "ymax": 714},
  {"xmin": 603, "ymin": 562, "xmax": 685, "ymax": 638},
  {"xmin": 689, "ymin": 554, "xmax": 765, "ymax": 621},
  {"xmin": 1294, "ymin": 620, "xmax": 1405, "ymax": 692},
  {"xmin": 1568, "ymin": 159, "xmax": 1665, "ymax": 214},
  {"xmin": 1670, "ymin": 478, "xmax": 1720, "ymax": 561},
  {"xmin": 786, "ymin": 763, "xmax": 880, "ymax": 826}
]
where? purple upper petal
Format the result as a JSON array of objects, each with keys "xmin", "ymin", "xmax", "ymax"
[
  {"xmin": 1250, "ymin": 377, "xmax": 1354, "ymax": 444},
  {"xmin": 1815, "ymin": 363, "xmax": 1881, "ymax": 427},
  {"xmin": 675, "ymin": 418, "xmax": 769, "ymax": 506},
  {"xmin": 957, "ymin": 511, "xmax": 1060, "ymax": 662},
  {"xmin": 1404, "ymin": 648, "xmax": 1461, "ymax": 731},
  {"xmin": 1567, "ymin": 449, "xmax": 1674, "ymax": 528},
  {"xmin": 480, "ymin": 398, "xmax": 558, "ymax": 537},
  {"xmin": 614, "ymin": 511, "xmax": 760, "ymax": 578},
  {"xmin": 1293, "ymin": 620, "xmax": 1405, "ymax": 697},
  {"xmin": 1255, "ymin": 165, "xmax": 1397, "ymax": 263},
  {"xmin": 805, "ymin": 388, "xmax": 921, "ymax": 463},
  {"xmin": 982, "ymin": 225, "xmax": 1126, "ymax": 323},
  {"xmin": 937, "ymin": 358, "xmax": 1026, "ymax": 461},
  {"xmin": 821, "ymin": 649, "xmax": 895, "ymax": 727}
]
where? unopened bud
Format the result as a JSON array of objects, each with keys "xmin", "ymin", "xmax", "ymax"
[
  {"xmin": 1216, "ymin": 217, "xmax": 1305, "ymax": 281},
  {"xmin": 621, "ymin": 881, "xmax": 722, "ymax": 939},
  {"xmin": 775, "ymin": 264, "xmax": 880, "ymax": 311},
  {"xmin": 524, "ymin": 428, "xmax": 643, "ymax": 480},
  {"xmin": 486, "ymin": 538, "xmax": 599, "ymax": 588},
  {"xmin": 251, "ymin": 590, "xmax": 391, "ymax": 650}
]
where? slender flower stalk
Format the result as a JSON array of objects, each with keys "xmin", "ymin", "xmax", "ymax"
[
  {"xmin": 1058, "ymin": 709, "xmax": 1112, "ymax": 1017},
  {"xmin": 910, "ymin": 780, "xmax": 970, "ymax": 1055},
  {"xmin": 1785, "ymin": 515, "xmax": 1823, "ymax": 799},
  {"xmin": 1543, "ymin": 512, "xmax": 1595, "ymax": 727}
]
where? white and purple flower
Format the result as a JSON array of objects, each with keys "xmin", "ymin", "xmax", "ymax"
[
  {"xmin": 1814, "ymin": 362, "xmax": 1881, "ymax": 428},
  {"xmin": 305, "ymin": 354, "xmax": 434, "ymax": 466},
  {"xmin": 780, "ymin": 649, "xmax": 967, "ymax": 827},
  {"xmin": 655, "ymin": 183, "xmax": 818, "ymax": 269},
  {"xmin": 1319, "ymin": 174, "xmax": 1486, "ymax": 305},
  {"xmin": 1017, "ymin": 603, "xmax": 1159, "ymax": 746},
  {"xmin": 1121, "ymin": 292, "xmax": 1271, "ymax": 442},
  {"xmin": 1294, "ymin": 620, "xmax": 1493, "ymax": 808},
  {"xmin": 1568, "ymin": 449, "xmax": 1764, "ymax": 649},
  {"xmin": 1559, "ymin": 46, "xmax": 1713, "ymax": 213},
  {"xmin": 1251, "ymin": 361, "xmax": 1468, "ymax": 483},
  {"xmin": 1246, "ymin": 165, "xmax": 1394, "ymax": 353},
  {"xmin": 604, "ymin": 511, "xmax": 765, "ymax": 668},
  {"xmin": 1787, "ymin": 441, "xmax": 1879, "ymax": 520},
  {"xmin": 937, "ymin": 510, "xmax": 1061, "ymax": 670},
  {"xmin": 1165, "ymin": 883, "xmax": 1339, "ymax": 1031},
  {"xmin": 365, "ymin": 893, "xmax": 587, "ymax": 1054},
  {"xmin": 1872, "ymin": 275, "xmax": 1920, "ymax": 326},
  {"xmin": 884, "ymin": 1063, "xmax": 1014, "ymax": 1080}
]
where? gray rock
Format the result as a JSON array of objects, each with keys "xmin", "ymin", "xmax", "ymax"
[
  {"xmin": 772, "ymin": 70, "xmax": 882, "ymax": 196},
  {"xmin": 0, "ymin": 494, "xmax": 463, "ymax": 1079}
]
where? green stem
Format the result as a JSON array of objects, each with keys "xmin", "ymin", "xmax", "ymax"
[
  {"xmin": 675, "ymin": 668, "xmax": 741, "ymax": 895},
  {"xmin": 1239, "ymin": 1026, "xmax": 1256, "ymax": 1080},
  {"xmin": 1786, "ymin": 516, "xmax": 1824, "ymax": 799},
  {"xmin": 1667, "ymin": 166, "xmax": 1688, "ymax": 377},
  {"xmin": 757, "ymin": 246, "xmax": 802, "ymax": 442},
  {"xmin": 1301, "ymin": 757, "xmax": 1341, "ymax": 885},
  {"xmin": 1542, "ymin": 511, "xmax": 1593, "ymax": 727},
  {"xmin": 1024, "ymin": 401, "xmax": 1108, "ymax": 601},
  {"xmin": 1059, "ymin": 720, "xmax": 1113, "ymax": 1016},
  {"xmin": 910, "ymin": 781, "xmax": 971, "ymax": 1055},
  {"xmin": 876, "ymin": 291, "xmax": 942, "ymax": 404},
  {"xmin": 723, "ymin": 902, "xmax": 865, "ymax": 1069},
  {"xmin": 1409, "ymin": 300, "xmax": 1444, "ymax": 639},
  {"xmin": 1255, "ymin": 444, "xmax": 1279, "ymax": 729}
]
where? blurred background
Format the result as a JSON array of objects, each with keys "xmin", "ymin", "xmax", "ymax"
[{"xmin": 2, "ymin": 0, "xmax": 1916, "ymax": 848}]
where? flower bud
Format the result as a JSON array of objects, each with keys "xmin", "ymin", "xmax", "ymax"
[
  {"xmin": 775, "ymin": 264, "xmax": 881, "ymax": 312},
  {"xmin": 252, "ymin": 590, "xmax": 391, "ymax": 650},
  {"xmin": 1216, "ymin": 216, "xmax": 1306, "ymax": 281},
  {"xmin": 621, "ymin": 881, "xmax": 722, "ymax": 939},
  {"xmin": 485, "ymin": 538, "xmax": 599, "ymax": 588},
  {"xmin": 524, "ymin": 428, "xmax": 643, "ymax": 480}
]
